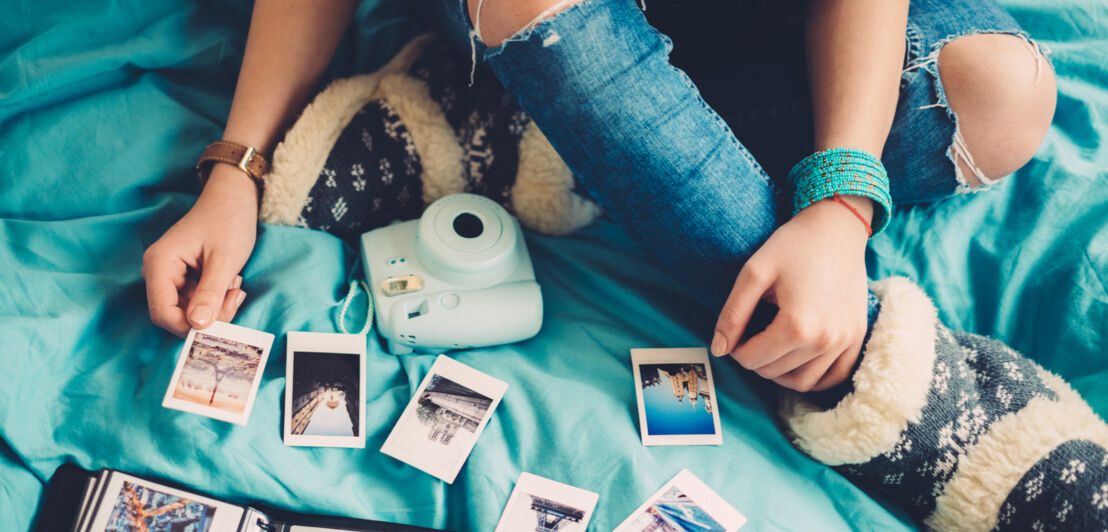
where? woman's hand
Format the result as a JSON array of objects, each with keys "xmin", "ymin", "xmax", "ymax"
[
  {"xmin": 707, "ymin": 0, "xmax": 905, "ymax": 392},
  {"xmin": 710, "ymin": 195, "xmax": 873, "ymax": 392},
  {"xmin": 139, "ymin": 0, "xmax": 357, "ymax": 336},
  {"xmin": 142, "ymin": 165, "xmax": 259, "ymax": 337}
]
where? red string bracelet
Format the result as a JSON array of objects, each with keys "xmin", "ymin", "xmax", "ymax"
[{"xmin": 829, "ymin": 195, "xmax": 873, "ymax": 238}]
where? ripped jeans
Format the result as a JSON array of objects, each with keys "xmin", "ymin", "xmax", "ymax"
[{"xmin": 412, "ymin": 0, "xmax": 1043, "ymax": 328}]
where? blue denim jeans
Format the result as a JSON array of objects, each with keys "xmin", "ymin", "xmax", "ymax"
[{"xmin": 412, "ymin": 0, "xmax": 1034, "ymax": 332}]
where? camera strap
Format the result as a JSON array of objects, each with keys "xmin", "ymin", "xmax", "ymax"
[{"xmin": 338, "ymin": 256, "xmax": 374, "ymax": 336}]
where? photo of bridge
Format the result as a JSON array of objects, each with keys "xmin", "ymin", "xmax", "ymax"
[
  {"xmin": 527, "ymin": 494, "xmax": 586, "ymax": 531},
  {"xmin": 290, "ymin": 351, "xmax": 360, "ymax": 437}
]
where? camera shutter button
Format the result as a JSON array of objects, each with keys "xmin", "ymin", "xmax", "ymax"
[{"xmin": 440, "ymin": 293, "xmax": 460, "ymax": 309}]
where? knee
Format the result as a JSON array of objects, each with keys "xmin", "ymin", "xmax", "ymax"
[
  {"xmin": 937, "ymin": 33, "xmax": 1056, "ymax": 187},
  {"xmin": 467, "ymin": 0, "xmax": 586, "ymax": 47}
]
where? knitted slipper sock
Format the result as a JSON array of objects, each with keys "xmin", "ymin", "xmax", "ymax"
[
  {"xmin": 260, "ymin": 34, "xmax": 599, "ymax": 240},
  {"xmin": 780, "ymin": 278, "xmax": 1108, "ymax": 531},
  {"xmin": 994, "ymin": 440, "xmax": 1108, "ymax": 530},
  {"xmin": 407, "ymin": 38, "xmax": 531, "ymax": 205},
  {"xmin": 295, "ymin": 97, "xmax": 425, "ymax": 239}
]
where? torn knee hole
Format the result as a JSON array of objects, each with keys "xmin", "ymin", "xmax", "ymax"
[
  {"xmin": 904, "ymin": 33, "xmax": 1053, "ymax": 110},
  {"xmin": 932, "ymin": 34, "xmax": 1055, "ymax": 191},
  {"xmin": 467, "ymin": 0, "xmax": 584, "ymax": 48},
  {"xmin": 951, "ymin": 127, "xmax": 1003, "ymax": 190}
]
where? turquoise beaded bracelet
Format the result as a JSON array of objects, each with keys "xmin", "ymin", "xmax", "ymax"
[{"xmin": 788, "ymin": 148, "xmax": 893, "ymax": 237}]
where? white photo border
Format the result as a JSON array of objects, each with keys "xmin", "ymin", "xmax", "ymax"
[
  {"xmin": 380, "ymin": 355, "xmax": 508, "ymax": 484},
  {"xmin": 161, "ymin": 321, "xmax": 274, "ymax": 426},
  {"xmin": 283, "ymin": 331, "xmax": 367, "ymax": 448},
  {"xmin": 493, "ymin": 472, "xmax": 600, "ymax": 532},
  {"xmin": 613, "ymin": 469, "xmax": 746, "ymax": 532},
  {"xmin": 631, "ymin": 347, "xmax": 723, "ymax": 446}
]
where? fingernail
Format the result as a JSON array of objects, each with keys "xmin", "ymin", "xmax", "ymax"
[
  {"xmin": 710, "ymin": 332, "xmax": 726, "ymax": 357},
  {"xmin": 232, "ymin": 276, "xmax": 243, "ymax": 289},
  {"xmin": 189, "ymin": 305, "xmax": 212, "ymax": 327},
  {"xmin": 234, "ymin": 290, "xmax": 246, "ymax": 307}
]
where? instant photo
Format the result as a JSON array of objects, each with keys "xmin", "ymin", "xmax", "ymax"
[
  {"xmin": 162, "ymin": 321, "xmax": 274, "ymax": 425},
  {"xmin": 631, "ymin": 348, "xmax": 723, "ymax": 446},
  {"xmin": 493, "ymin": 472, "xmax": 599, "ymax": 532},
  {"xmin": 84, "ymin": 472, "xmax": 243, "ymax": 532},
  {"xmin": 613, "ymin": 470, "xmax": 746, "ymax": 532},
  {"xmin": 380, "ymin": 355, "xmax": 508, "ymax": 484},
  {"xmin": 284, "ymin": 332, "xmax": 367, "ymax": 448}
]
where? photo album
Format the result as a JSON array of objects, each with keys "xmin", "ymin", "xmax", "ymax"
[{"xmin": 34, "ymin": 464, "xmax": 446, "ymax": 532}]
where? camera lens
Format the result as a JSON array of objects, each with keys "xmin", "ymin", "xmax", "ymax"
[{"xmin": 452, "ymin": 212, "xmax": 483, "ymax": 239}]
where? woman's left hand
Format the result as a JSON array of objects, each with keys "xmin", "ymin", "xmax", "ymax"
[{"xmin": 709, "ymin": 195, "xmax": 873, "ymax": 392}]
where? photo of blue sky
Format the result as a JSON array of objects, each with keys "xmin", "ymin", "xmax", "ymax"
[{"xmin": 640, "ymin": 364, "xmax": 715, "ymax": 436}]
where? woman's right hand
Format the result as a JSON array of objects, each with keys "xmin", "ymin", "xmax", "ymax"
[
  {"xmin": 143, "ymin": 164, "xmax": 259, "ymax": 337},
  {"xmin": 138, "ymin": 0, "xmax": 357, "ymax": 336}
]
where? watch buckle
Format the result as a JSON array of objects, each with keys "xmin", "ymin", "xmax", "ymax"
[{"xmin": 237, "ymin": 146, "xmax": 256, "ymax": 175}]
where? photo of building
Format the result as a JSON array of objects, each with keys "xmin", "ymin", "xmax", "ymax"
[
  {"xmin": 624, "ymin": 487, "xmax": 724, "ymax": 532},
  {"xmin": 416, "ymin": 375, "xmax": 492, "ymax": 445},
  {"xmin": 290, "ymin": 351, "xmax": 360, "ymax": 437},
  {"xmin": 172, "ymin": 333, "xmax": 264, "ymax": 415},
  {"xmin": 639, "ymin": 364, "xmax": 715, "ymax": 436},
  {"xmin": 105, "ymin": 481, "xmax": 216, "ymax": 532}
]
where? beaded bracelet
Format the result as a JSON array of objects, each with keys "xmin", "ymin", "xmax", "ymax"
[{"xmin": 788, "ymin": 148, "xmax": 893, "ymax": 237}]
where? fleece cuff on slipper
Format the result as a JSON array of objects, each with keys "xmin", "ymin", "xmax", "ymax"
[
  {"xmin": 780, "ymin": 276, "xmax": 1108, "ymax": 530},
  {"xmin": 260, "ymin": 33, "xmax": 599, "ymax": 238}
]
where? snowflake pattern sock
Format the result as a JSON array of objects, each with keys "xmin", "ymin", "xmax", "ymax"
[
  {"xmin": 780, "ymin": 277, "xmax": 1108, "ymax": 531},
  {"xmin": 260, "ymin": 34, "xmax": 599, "ymax": 240},
  {"xmin": 995, "ymin": 440, "xmax": 1108, "ymax": 531},
  {"xmin": 407, "ymin": 38, "xmax": 531, "ymax": 205},
  {"xmin": 296, "ymin": 98, "xmax": 424, "ymax": 239}
]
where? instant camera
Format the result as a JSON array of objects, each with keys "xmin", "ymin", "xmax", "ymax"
[{"xmin": 361, "ymin": 194, "xmax": 543, "ymax": 354}]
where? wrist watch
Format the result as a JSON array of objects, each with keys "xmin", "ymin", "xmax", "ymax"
[{"xmin": 196, "ymin": 140, "xmax": 270, "ymax": 188}]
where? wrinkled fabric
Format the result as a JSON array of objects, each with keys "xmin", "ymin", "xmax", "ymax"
[{"xmin": 0, "ymin": 0, "xmax": 1105, "ymax": 531}]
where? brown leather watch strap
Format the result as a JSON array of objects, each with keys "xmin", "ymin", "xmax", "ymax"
[{"xmin": 196, "ymin": 140, "xmax": 270, "ymax": 187}]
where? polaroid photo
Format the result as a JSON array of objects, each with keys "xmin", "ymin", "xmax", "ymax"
[
  {"xmin": 162, "ymin": 321, "xmax": 274, "ymax": 425},
  {"xmin": 493, "ymin": 472, "xmax": 599, "ymax": 532},
  {"xmin": 613, "ymin": 469, "xmax": 746, "ymax": 532},
  {"xmin": 84, "ymin": 472, "xmax": 243, "ymax": 532},
  {"xmin": 284, "ymin": 331, "xmax": 367, "ymax": 448},
  {"xmin": 380, "ymin": 355, "xmax": 508, "ymax": 484},
  {"xmin": 631, "ymin": 348, "xmax": 723, "ymax": 446}
]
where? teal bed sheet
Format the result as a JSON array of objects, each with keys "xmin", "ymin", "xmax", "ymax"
[{"xmin": 1, "ymin": 0, "xmax": 1105, "ymax": 530}]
